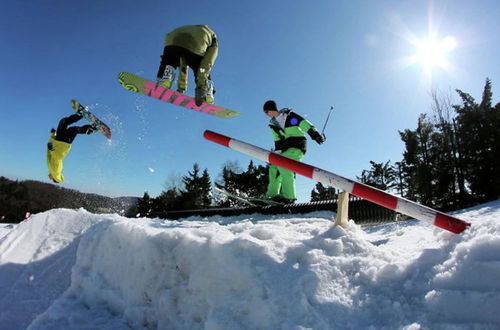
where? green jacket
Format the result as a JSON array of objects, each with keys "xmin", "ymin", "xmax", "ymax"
[
  {"xmin": 269, "ymin": 109, "xmax": 322, "ymax": 154},
  {"xmin": 165, "ymin": 25, "xmax": 218, "ymax": 75}
]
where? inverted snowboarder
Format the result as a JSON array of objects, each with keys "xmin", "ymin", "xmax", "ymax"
[
  {"xmin": 262, "ymin": 100, "xmax": 325, "ymax": 203},
  {"xmin": 156, "ymin": 24, "xmax": 218, "ymax": 106},
  {"xmin": 46, "ymin": 112, "xmax": 95, "ymax": 183}
]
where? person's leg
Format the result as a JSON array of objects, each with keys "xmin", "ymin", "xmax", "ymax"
[
  {"xmin": 57, "ymin": 114, "xmax": 82, "ymax": 131},
  {"xmin": 57, "ymin": 127, "xmax": 79, "ymax": 144},
  {"xmin": 278, "ymin": 169, "xmax": 296, "ymax": 200},
  {"xmin": 55, "ymin": 114, "xmax": 82, "ymax": 143},
  {"xmin": 62, "ymin": 125, "xmax": 95, "ymax": 143},
  {"xmin": 184, "ymin": 51, "xmax": 215, "ymax": 104},
  {"xmin": 157, "ymin": 46, "xmax": 181, "ymax": 88},
  {"xmin": 265, "ymin": 164, "xmax": 282, "ymax": 198},
  {"xmin": 177, "ymin": 56, "xmax": 188, "ymax": 92},
  {"xmin": 277, "ymin": 148, "xmax": 304, "ymax": 200}
]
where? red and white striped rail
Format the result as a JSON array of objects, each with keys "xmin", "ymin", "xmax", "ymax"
[{"xmin": 204, "ymin": 130, "xmax": 471, "ymax": 234}]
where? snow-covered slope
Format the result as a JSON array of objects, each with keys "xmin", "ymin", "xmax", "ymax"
[{"xmin": 0, "ymin": 202, "xmax": 499, "ymax": 330}]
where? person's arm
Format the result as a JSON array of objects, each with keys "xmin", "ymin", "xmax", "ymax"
[{"xmin": 294, "ymin": 112, "xmax": 325, "ymax": 144}]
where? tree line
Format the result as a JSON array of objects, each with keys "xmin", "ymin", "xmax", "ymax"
[
  {"xmin": 357, "ymin": 78, "xmax": 499, "ymax": 211},
  {"xmin": 137, "ymin": 161, "xmax": 267, "ymax": 216},
  {"xmin": 0, "ymin": 176, "xmax": 138, "ymax": 223}
]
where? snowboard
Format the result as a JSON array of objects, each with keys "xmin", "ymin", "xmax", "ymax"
[
  {"xmin": 70, "ymin": 100, "xmax": 112, "ymax": 139},
  {"xmin": 214, "ymin": 184, "xmax": 285, "ymax": 207},
  {"xmin": 118, "ymin": 72, "xmax": 240, "ymax": 119}
]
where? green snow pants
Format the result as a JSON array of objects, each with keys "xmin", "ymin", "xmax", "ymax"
[{"xmin": 265, "ymin": 148, "xmax": 304, "ymax": 200}]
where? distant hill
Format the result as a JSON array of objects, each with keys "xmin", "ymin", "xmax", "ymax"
[{"xmin": 0, "ymin": 176, "xmax": 139, "ymax": 223}]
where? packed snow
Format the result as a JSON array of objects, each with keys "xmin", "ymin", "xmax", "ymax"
[{"xmin": 0, "ymin": 201, "xmax": 499, "ymax": 330}]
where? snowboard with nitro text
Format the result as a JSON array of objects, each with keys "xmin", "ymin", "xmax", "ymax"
[{"xmin": 118, "ymin": 72, "xmax": 239, "ymax": 119}]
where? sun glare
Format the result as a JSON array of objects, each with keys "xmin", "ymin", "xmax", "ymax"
[{"xmin": 410, "ymin": 34, "xmax": 457, "ymax": 76}]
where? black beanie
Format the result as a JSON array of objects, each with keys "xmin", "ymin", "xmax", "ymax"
[{"xmin": 263, "ymin": 100, "xmax": 278, "ymax": 111}]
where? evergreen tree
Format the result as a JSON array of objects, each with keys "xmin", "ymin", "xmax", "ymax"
[
  {"xmin": 216, "ymin": 160, "xmax": 268, "ymax": 207},
  {"xmin": 357, "ymin": 160, "xmax": 397, "ymax": 192},
  {"xmin": 310, "ymin": 182, "xmax": 338, "ymax": 201},
  {"xmin": 153, "ymin": 188, "xmax": 180, "ymax": 212},
  {"xmin": 399, "ymin": 115, "xmax": 436, "ymax": 206},
  {"xmin": 178, "ymin": 163, "xmax": 212, "ymax": 209},
  {"xmin": 200, "ymin": 169, "xmax": 212, "ymax": 207},
  {"xmin": 398, "ymin": 129, "xmax": 419, "ymax": 201},
  {"xmin": 454, "ymin": 78, "xmax": 500, "ymax": 200},
  {"xmin": 137, "ymin": 192, "xmax": 153, "ymax": 217},
  {"xmin": 240, "ymin": 161, "xmax": 268, "ymax": 197},
  {"xmin": 394, "ymin": 161, "xmax": 406, "ymax": 197},
  {"xmin": 430, "ymin": 90, "xmax": 468, "ymax": 206},
  {"xmin": 398, "ymin": 79, "xmax": 499, "ymax": 209},
  {"xmin": 219, "ymin": 161, "xmax": 242, "ymax": 189}
]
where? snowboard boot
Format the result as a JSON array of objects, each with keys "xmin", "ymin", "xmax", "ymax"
[
  {"xmin": 205, "ymin": 80, "xmax": 215, "ymax": 104},
  {"xmin": 195, "ymin": 80, "xmax": 215, "ymax": 106},
  {"xmin": 157, "ymin": 65, "xmax": 176, "ymax": 89},
  {"xmin": 195, "ymin": 87, "xmax": 204, "ymax": 106},
  {"xmin": 71, "ymin": 99, "xmax": 85, "ymax": 116}
]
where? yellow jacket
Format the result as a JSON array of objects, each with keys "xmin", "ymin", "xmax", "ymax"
[{"xmin": 46, "ymin": 132, "xmax": 71, "ymax": 183}]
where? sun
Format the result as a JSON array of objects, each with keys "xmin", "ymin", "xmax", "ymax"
[{"xmin": 409, "ymin": 34, "xmax": 457, "ymax": 77}]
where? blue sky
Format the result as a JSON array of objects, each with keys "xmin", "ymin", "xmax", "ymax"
[{"xmin": 1, "ymin": 0, "xmax": 499, "ymax": 201}]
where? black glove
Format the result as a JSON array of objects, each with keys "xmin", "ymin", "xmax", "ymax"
[
  {"xmin": 309, "ymin": 130, "xmax": 325, "ymax": 144},
  {"xmin": 83, "ymin": 125, "xmax": 95, "ymax": 135},
  {"xmin": 315, "ymin": 135, "xmax": 325, "ymax": 144}
]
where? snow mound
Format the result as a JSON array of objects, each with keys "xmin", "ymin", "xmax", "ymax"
[
  {"xmin": 0, "ymin": 202, "xmax": 499, "ymax": 329},
  {"xmin": 0, "ymin": 209, "xmax": 116, "ymax": 329}
]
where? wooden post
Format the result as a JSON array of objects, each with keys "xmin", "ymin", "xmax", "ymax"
[{"xmin": 335, "ymin": 191, "xmax": 349, "ymax": 227}]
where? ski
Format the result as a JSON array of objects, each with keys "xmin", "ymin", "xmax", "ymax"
[
  {"xmin": 118, "ymin": 72, "xmax": 240, "ymax": 119},
  {"xmin": 214, "ymin": 184, "xmax": 284, "ymax": 207}
]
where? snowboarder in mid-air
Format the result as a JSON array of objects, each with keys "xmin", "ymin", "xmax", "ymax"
[
  {"xmin": 47, "ymin": 112, "xmax": 95, "ymax": 183},
  {"xmin": 263, "ymin": 100, "xmax": 325, "ymax": 203},
  {"xmin": 156, "ymin": 25, "xmax": 218, "ymax": 106}
]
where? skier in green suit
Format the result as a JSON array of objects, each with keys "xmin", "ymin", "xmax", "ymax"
[
  {"xmin": 263, "ymin": 100, "xmax": 325, "ymax": 203},
  {"xmin": 156, "ymin": 25, "xmax": 218, "ymax": 106}
]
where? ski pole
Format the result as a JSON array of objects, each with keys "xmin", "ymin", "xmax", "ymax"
[{"xmin": 320, "ymin": 106, "xmax": 334, "ymax": 140}]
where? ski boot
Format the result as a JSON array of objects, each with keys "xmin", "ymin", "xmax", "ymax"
[
  {"xmin": 268, "ymin": 195, "xmax": 296, "ymax": 204},
  {"xmin": 157, "ymin": 65, "xmax": 176, "ymax": 89}
]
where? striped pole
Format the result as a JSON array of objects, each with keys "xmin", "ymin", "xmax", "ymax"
[{"xmin": 204, "ymin": 130, "xmax": 470, "ymax": 234}]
